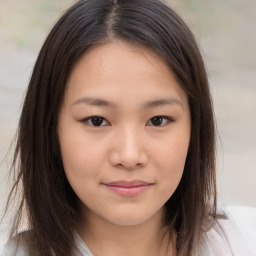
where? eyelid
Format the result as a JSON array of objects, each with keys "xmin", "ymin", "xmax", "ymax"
[
  {"xmin": 80, "ymin": 115, "xmax": 174, "ymax": 127},
  {"xmin": 146, "ymin": 116, "xmax": 174, "ymax": 127},
  {"xmin": 80, "ymin": 115, "xmax": 110, "ymax": 127}
]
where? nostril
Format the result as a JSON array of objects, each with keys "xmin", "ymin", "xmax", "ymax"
[
  {"xmin": 115, "ymin": 162, "xmax": 144, "ymax": 170},
  {"xmin": 108, "ymin": 136, "xmax": 149, "ymax": 169}
]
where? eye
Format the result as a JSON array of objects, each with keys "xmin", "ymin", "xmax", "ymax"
[
  {"xmin": 147, "ymin": 116, "xmax": 173, "ymax": 127},
  {"xmin": 81, "ymin": 116, "xmax": 109, "ymax": 127}
]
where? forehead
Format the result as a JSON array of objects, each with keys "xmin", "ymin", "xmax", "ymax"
[{"xmin": 64, "ymin": 40, "xmax": 188, "ymax": 107}]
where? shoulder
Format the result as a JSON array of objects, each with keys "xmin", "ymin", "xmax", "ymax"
[
  {"xmin": 0, "ymin": 231, "xmax": 93, "ymax": 256},
  {"xmin": 226, "ymin": 205, "xmax": 256, "ymax": 254},
  {"xmin": 0, "ymin": 231, "xmax": 38, "ymax": 256},
  {"xmin": 206, "ymin": 205, "xmax": 256, "ymax": 256},
  {"xmin": 73, "ymin": 232, "xmax": 94, "ymax": 256}
]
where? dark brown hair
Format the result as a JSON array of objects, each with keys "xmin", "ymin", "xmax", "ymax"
[{"xmin": 4, "ymin": 0, "xmax": 217, "ymax": 255}]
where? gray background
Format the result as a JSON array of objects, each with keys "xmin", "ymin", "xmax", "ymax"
[{"xmin": 1, "ymin": 0, "xmax": 256, "ymax": 245}]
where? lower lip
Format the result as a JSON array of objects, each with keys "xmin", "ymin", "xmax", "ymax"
[{"xmin": 104, "ymin": 184, "xmax": 151, "ymax": 196}]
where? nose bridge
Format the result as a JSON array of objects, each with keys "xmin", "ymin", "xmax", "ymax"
[
  {"xmin": 110, "ymin": 124, "xmax": 147, "ymax": 169},
  {"xmin": 118, "ymin": 124, "xmax": 141, "ymax": 155}
]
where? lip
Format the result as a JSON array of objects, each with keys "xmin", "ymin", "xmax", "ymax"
[{"xmin": 102, "ymin": 180, "xmax": 153, "ymax": 196}]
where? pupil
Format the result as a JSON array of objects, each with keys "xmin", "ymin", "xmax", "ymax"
[
  {"xmin": 151, "ymin": 117, "xmax": 162, "ymax": 126},
  {"xmin": 92, "ymin": 116, "xmax": 103, "ymax": 126}
]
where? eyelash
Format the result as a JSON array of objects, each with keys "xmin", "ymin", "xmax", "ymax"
[{"xmin": 80, "ymin": 115, "xmax": 174, "ymax": 127}]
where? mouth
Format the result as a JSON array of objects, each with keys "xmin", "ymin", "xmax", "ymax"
[{"xmin": 102, "ymin": 180, "xmax": 153, "ymax": 196}]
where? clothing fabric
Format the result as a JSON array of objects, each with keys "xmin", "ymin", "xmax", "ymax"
[
  {"xmin": 0, "ymin": 232, "xmax": 93, "ymax": 256},
  {"xmin": 1, "ymin": 206, "xmax": 256, "ymax": 256},
  {"xmin": 205, "ymin": 206, "xmax": 256, "ymax": 255}
]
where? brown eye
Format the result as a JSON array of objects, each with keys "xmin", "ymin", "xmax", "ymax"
[
  {"xmin": 91, "ymin": 116, "xmax": 104, "ymax": 126},
  {"xmin": 147, "ymin": 116, "xmax": 173, "ymax": 127},
  {"xmin": 82, "ymin": 116, "xmax": 109, "ymax": 127},
  {"xmin": 151, "ymin": 116, "xmax": 163, "ymax": 126}
]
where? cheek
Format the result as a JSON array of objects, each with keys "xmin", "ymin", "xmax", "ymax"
[
  {"xmin": 60, "ymin": 140, "xmax": 102, "ymax": 177},
  {"xmin": 156, "ymin": 135, "xmax": 189, "ymax": 169},
  {"xmin": 59, "ymin": 121, "xmax": 105, "ymax": 170},
  {"xmin": 59, "ymin": 139, "xmax": 102, "ymax": 201},
  {"xmin": 153, "ymin": 134, "xmax": 189, "ymax": 190}
]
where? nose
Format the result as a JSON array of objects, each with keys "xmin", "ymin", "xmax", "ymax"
[{"xmin": 109, "ymin": 127, "xmax": 148, "ymax": 170}]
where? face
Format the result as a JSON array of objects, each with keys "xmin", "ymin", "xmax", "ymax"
[{"xmin": 58, "ymin": 41, "xmax": 191, "ymax": 227}]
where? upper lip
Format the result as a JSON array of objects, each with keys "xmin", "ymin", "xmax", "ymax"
[{"xmin": 103, "ymin": 180, "xmax": 153, "ymax": 187}]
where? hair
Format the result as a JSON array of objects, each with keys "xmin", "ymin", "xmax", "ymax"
[{"xmin": 3, "ymin": 0, "xmax": 217, "ymax": 255}]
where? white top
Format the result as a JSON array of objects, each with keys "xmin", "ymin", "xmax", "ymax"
[
  {"xmin": 1, "ymin": 206, "xmax": 256, "ymax": 256},
  {"xmin": 205, "ymin": 206, "xmax": 256, "ymax": 255}
]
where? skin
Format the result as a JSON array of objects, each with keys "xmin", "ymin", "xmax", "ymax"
[{"xmin": 58, "ymin": 41, "xmax": 191, "ymax": 256}]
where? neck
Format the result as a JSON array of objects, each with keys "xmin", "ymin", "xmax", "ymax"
[{"xmin": 77, "ymin": 207, "xmax": 176, "ymax": 256}]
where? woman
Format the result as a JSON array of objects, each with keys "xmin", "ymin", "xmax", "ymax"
[{"xmin": 1, "ymin": 0, "xmax": 255, "ymax": 255}]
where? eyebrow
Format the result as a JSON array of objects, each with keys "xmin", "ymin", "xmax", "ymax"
[
  {"xmin": 72, "ymin": 96, "xmax": 183, "ymax": 109},
  {"xmin": 143, "ymin": 98, "xmax": 183, "ymax": 109},
  {"xmin": 72, "ymin": 97, "xmax": 116, "ymax": 107}
]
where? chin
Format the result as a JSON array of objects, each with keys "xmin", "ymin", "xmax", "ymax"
[
  {"xmin": 103, "ymin": 207, "xmax": 163, "ymax": 227},
  {"xmin": 106, "ymin": 215, "xmax": 150, "ymax": 227}
]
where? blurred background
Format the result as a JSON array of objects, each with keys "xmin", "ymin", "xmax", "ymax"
[{"xmin": 0, "ymin": 0, "xmax": 255, "ymax": 244}]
